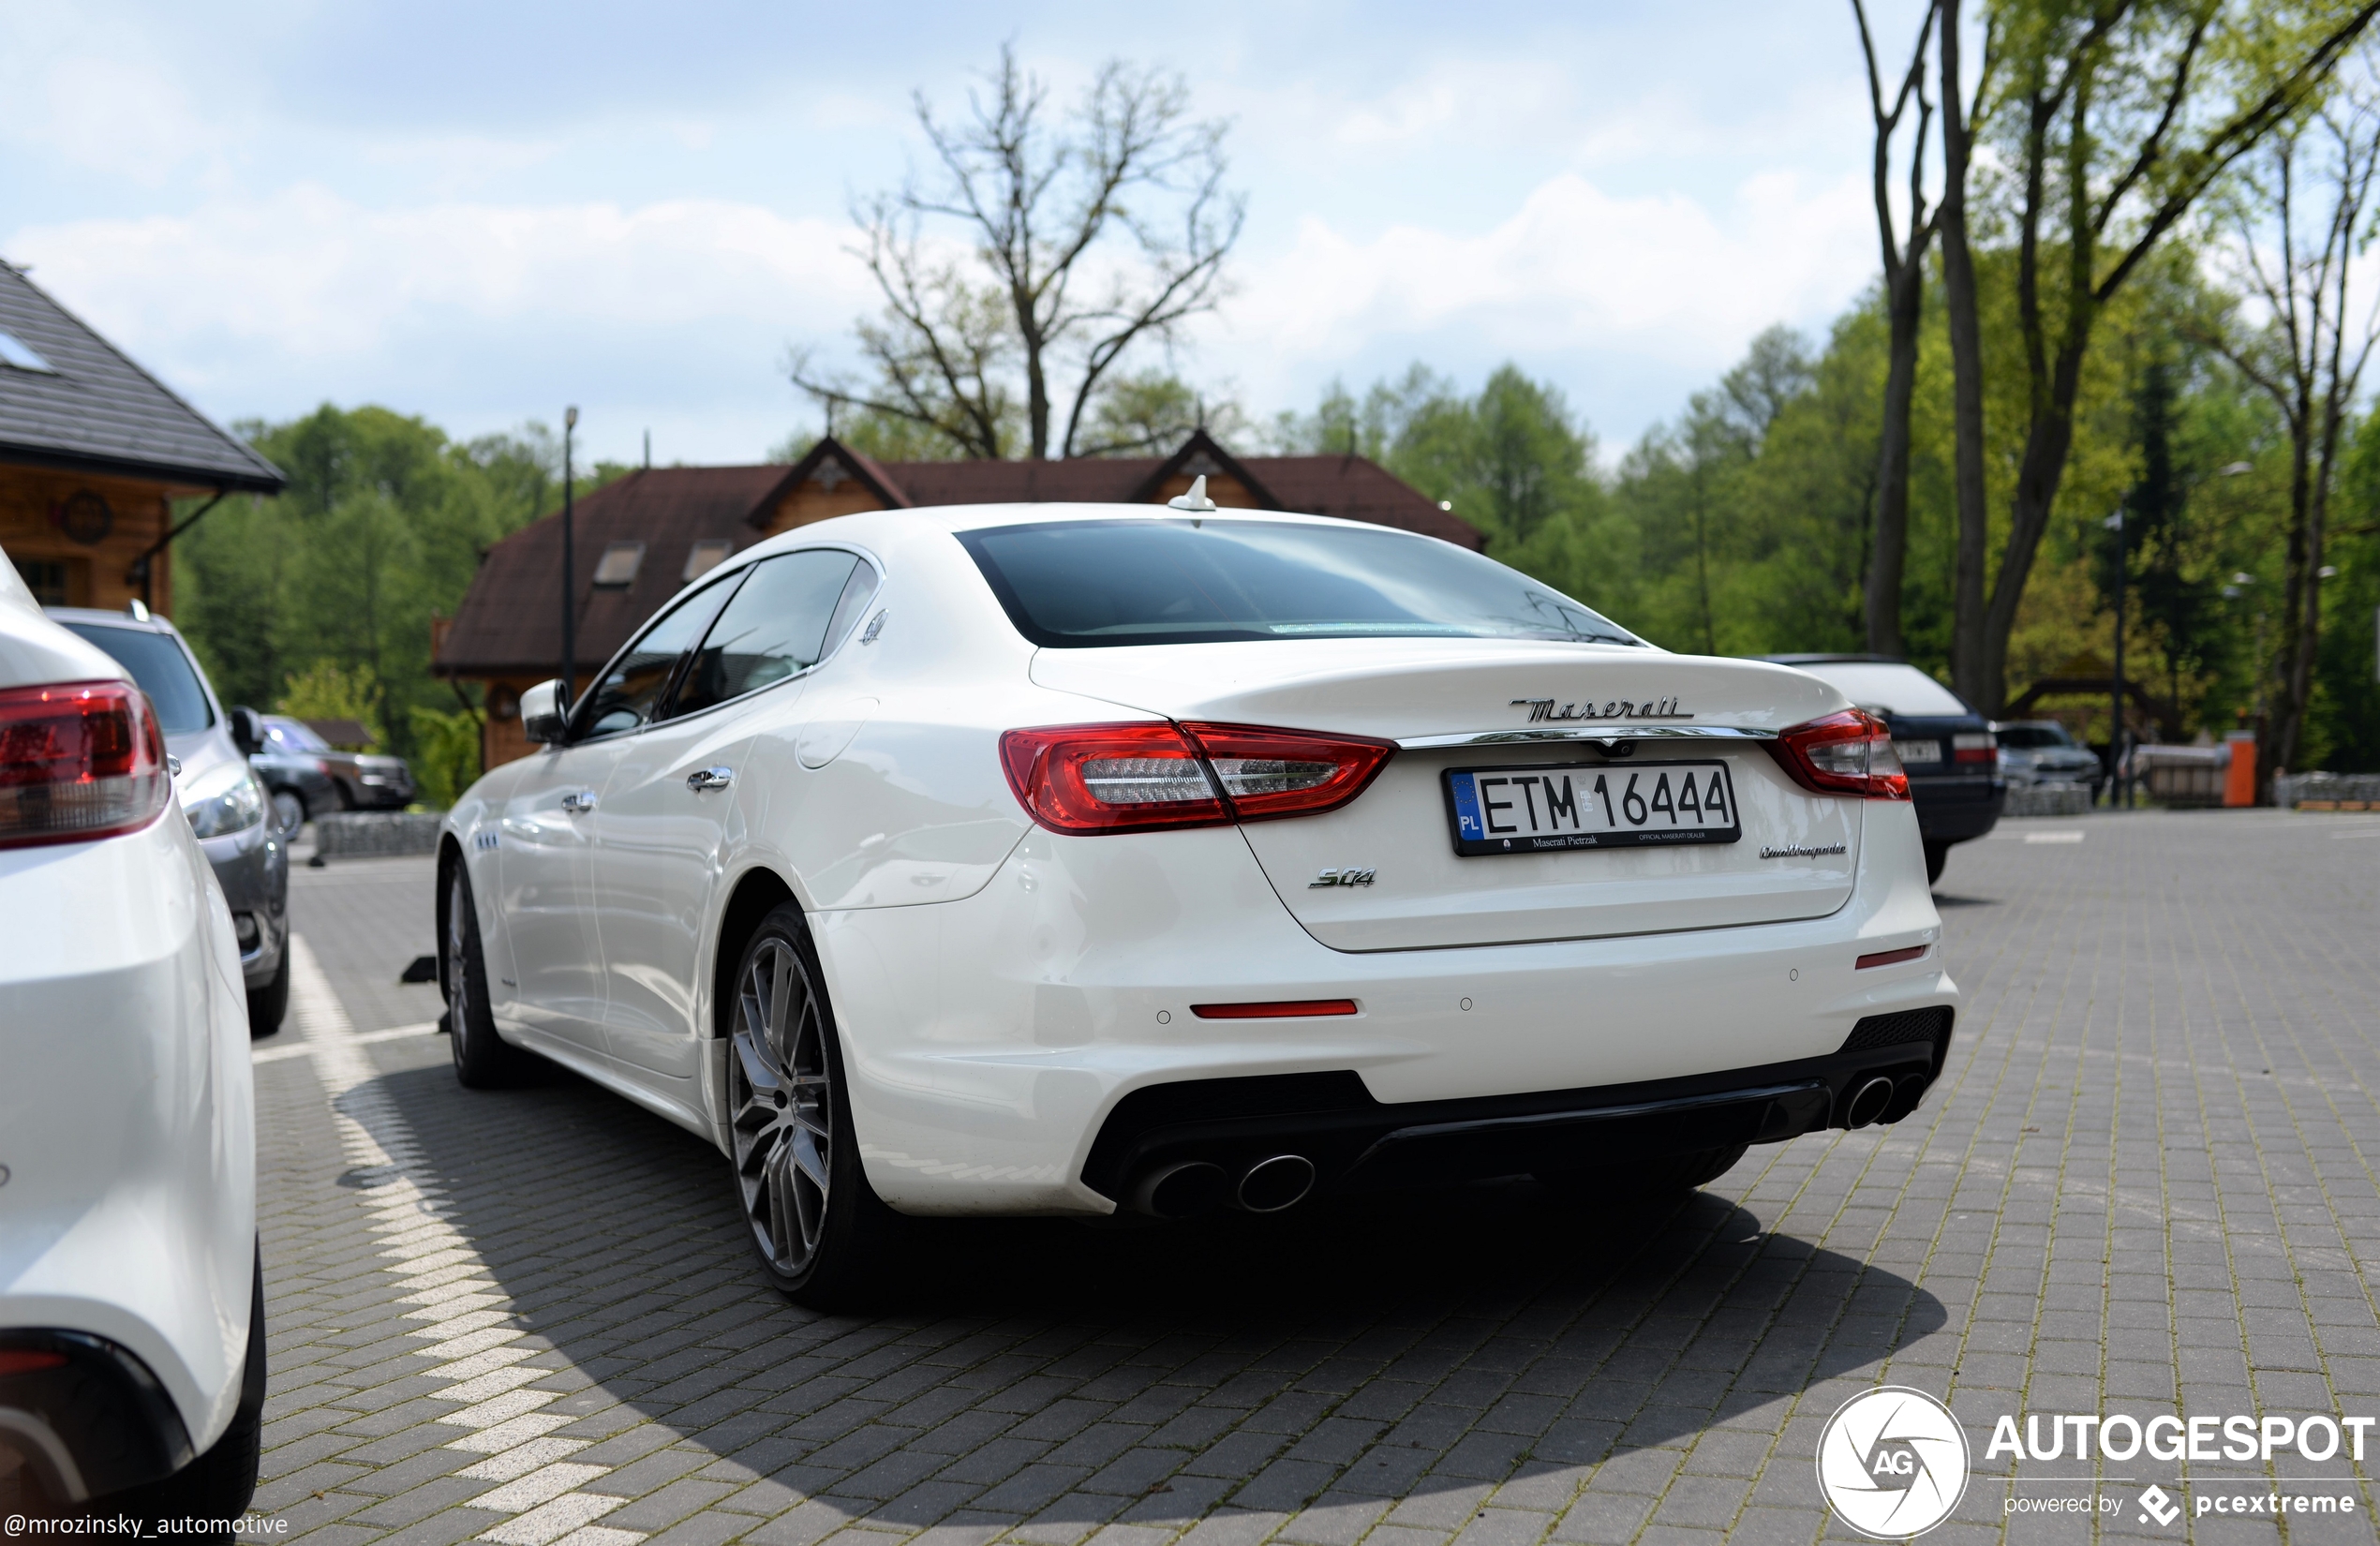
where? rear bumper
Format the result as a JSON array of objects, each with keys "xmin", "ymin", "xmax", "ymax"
[
  {"xmin": 1083, "ymin": 1006, "xmax": 1952, "ymax": 1211},
  {"xmin": 0, "ymin": 815, "xmax": 257, "ymax": 1465},
  {"xmin": 820, "ymin": 796, "xmax": 1954, "ymax": 1217}
]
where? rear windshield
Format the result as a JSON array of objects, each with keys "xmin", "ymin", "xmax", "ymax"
[
  {"xmin": 61, "ymin": 622, "xmax": 214, "ymax": 733},
  {"xmin": 956, "ymin": 517, "xmax": 1639, "ymax": 648},
  {"xmin": 1997, "ymin": 724, "xmax": 2074, "ymax": 749},
  {"xmin": 1792, "ymin": 662, "xmax": 1972, "ymax": 719}
]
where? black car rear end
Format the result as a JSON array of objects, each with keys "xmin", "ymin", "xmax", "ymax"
[{"xmin": 1758, "ymin": 655, "xmax": 2004, "ymax": 884}]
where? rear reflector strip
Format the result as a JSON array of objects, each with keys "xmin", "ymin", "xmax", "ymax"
[
  {"xmin": 0, "ymin": 1349, "xmax": 67, "ymax": 1375},
  {"xmin": 1855, "ymin": 945, "xmax": 1929, "ymax": 970},
  {"xmin": 1189, "ymin": 999, "xmax": 1360, "ymax": 1019}
]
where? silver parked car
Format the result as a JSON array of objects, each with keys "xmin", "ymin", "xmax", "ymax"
[
  {"xmin": 47, "ymin": 606, "xmax": 290, "ymax": 1034},
  {"xmin": 1995, "ymin": 720, "xmax": 2102, "ymax": 791}
]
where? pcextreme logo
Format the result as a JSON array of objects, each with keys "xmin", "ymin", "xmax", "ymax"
[{"xmin": 1815, "ymin": 1387, "xmax": 1971, "ymax": 1539}]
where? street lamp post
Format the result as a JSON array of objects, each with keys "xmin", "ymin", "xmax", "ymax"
[
  {"xmin": 561, "ymin": 406, "xmax": 579, "ymax": 707},
  {"xmin": 2104, "ymin": 509, "xmax": 2128, "ymax": 808}
]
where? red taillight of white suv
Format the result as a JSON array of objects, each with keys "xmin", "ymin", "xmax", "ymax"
[
  {"xmin": 0, "ymin": 679, "xmax": 173, "ymax": 849},
  {"xmin": 1764, "ymin": 709, "xmax": 1911, "ymax": 800},
  {"xmin": 1000, "ymin": 721, "xmax": 1397, "ymax": 835}
]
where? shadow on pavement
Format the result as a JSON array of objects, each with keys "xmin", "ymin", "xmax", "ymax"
[{"xmin": 349, "ymin": 1053, "xmax": 1944, "ymax": 1520}]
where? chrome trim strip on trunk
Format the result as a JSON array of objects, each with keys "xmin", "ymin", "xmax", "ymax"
[{"xmin": 1396, "ymin": 725, "xmax": 1780, "ymax": 750}]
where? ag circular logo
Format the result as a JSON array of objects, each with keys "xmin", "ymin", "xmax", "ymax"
[{"xmin": 1815, "ymin": 1386, "xmax": 1970, "ymax": 1539}]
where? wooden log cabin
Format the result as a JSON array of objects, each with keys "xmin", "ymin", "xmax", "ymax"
[
  {"xmin": 436, "ymin": 428, "xmax": 1484, "ymax": 769},
  {"xmin": 0, "ymin": 260, "xmax": 285, "ymax": 614}
]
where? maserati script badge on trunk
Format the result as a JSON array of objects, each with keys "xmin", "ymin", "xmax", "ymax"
[{"xmin": 1511, "ymin": 697, "xmax": 1692, "ymax": 723}]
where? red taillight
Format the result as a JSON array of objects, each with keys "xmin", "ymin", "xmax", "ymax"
[
  {"xmin": 1952, "ymin": 732, "xmax": 1997, "ymax": 765},
  {"xmin": 1764, "ymin": 709, "xmax": 1910, "ymax": 800},
  {"xmin": 0, "ymin": 679, "xmax": 173, "ymax": 849},
  {"xmin": 998, "ymin": 721, "xmax": 1396, "ymax": 836},
  {"xmin": 1856, "ymin": 944, "xmax": 1928, "ymax": 970},
  {"xmin": 1178, "ymin": 721, "xmax": 1395, "ymax": 823}
]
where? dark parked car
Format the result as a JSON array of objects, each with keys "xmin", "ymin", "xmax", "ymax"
[
  {"xmin": 1996, "ymin": 719, "xmax": 2103, "ymax": 791},
  {"xmin": 47, "ymin": 606, "xmax": 290, "ymax": 1033},
  {"xmin": 1762, "ymin": 655, "xmax": 2004, "ymax": 884},
  {"xmin": 247, "ymin": 718, "xmax": 345, "ymax": 838},
  {"xmin": 260, "ymin": 714, "xmax": 416, "ymax": 816}
]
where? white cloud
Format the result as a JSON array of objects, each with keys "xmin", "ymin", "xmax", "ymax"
[
  {"xmin": 1215, "ymin": 168, "xmax": 1874, "ymax": 387},
  {"xmin": 5, "ymin": 188, "xmax": 883, "ymax": 461},
  {"xmin": 0, "ymin": 49, "xmax": 225, "ymax": 185}
]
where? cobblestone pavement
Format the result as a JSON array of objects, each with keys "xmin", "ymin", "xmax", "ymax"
[{"xmin": 251, "ymin": 811, "xmax": 2380, "ymax": 1546}]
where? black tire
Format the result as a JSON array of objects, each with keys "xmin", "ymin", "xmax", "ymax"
[
  {"xmin": 1538, "ymin": 1143, "xmax": 1748, "ymax": 1203},
  {"xmin": 269, "ymin": 788, "xmax": 306, "ymax": 841},
  {"xmin": 1924, "ymin": 841, "xmax": 1949, "ymax": 885},
  {"xmin": 245, "ymin": 946, "xmax": 290, "ymax": 1039},
  {"xmin": 99, "ymin": 1246, "xmax": 262, "ymax": 1521},
  {"xmin": 726, "ymin": 903, "xmax": 902, "ymax": 1310},
  {"xmin": 445, "ymin": 863, "xmax": 534, "ymax": 1088}
]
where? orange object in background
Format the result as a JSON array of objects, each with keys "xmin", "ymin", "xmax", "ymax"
[{"xmin": 2224, "ymin": 730, "xmax": 2258, "ymax": 807}]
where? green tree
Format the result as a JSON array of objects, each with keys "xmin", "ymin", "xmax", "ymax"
[{"xmin": 174, "ymin": 405, "xmax": 577, "ymax": 778}]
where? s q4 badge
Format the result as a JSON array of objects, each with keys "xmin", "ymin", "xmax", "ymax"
[{"xmin": 1310, "ymin": 868, "xmax": 1376, "ymax": 888}]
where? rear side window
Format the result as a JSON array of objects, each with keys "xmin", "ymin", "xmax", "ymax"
[
  {"xmin": 61, "ymin": 624, "xmax": 213, "ymax": 733},
  {"xmin": 955, "ymin": 518, "xmax": 1637, "ymax": 647},
  {"xmin": 673, "ymin": 550, "xmax": 871, "ymax": 717}
]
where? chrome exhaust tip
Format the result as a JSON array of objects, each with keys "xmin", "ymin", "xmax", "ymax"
[
  {"xmin": 1843, "ymin": 1076, "xmax": 1897, "ymax": 1130},
  {"xmin": 1132, "ymin": 1161, "xmax": 1228, "ymax": 1219},
  {"xmin": 1235, "ymin": 1154, "xmax": 1316, "ymax": 1213}
]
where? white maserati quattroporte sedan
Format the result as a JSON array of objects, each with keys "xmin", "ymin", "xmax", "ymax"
[{"xmin": 438, "ymin": 493, "xmax": 1957, "ymax": 1305}]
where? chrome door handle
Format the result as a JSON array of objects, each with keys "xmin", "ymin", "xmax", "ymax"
[
  {"xmin": 560, "ymin": 790, "xmax": 599, "ymax": 814},
  {"xmin": 686, "ymin": 766, "xmax": 735, "ymax": 792}
]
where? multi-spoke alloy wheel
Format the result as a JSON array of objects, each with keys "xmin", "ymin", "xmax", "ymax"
[
  {"xmin": 730, "ymin": 934, "xmax": 837, "ymax": 1277},
  {"xmin": 446, "ymin": 864, "xmax": 529, "ymax": 1088}
]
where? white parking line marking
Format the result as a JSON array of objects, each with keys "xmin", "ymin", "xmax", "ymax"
[
  {"xmin": 2023, "ymin": 831, "xmax": 2086, "ymax": 844},
  {"xmin": 280, "ymin": 938, "xmax": 647, "ymax": 1543},
  {"xmin": 252, "ymin": 1020, "xmax": 439, "ymax": 1063}
]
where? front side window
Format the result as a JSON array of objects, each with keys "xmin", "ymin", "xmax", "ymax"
[
  {"xmin": 673, "ymin": 550, "xmax": 874, "ymax": 717},
  {"xmin": 955, "ymin": 518, "xmax": 1638, "ymax": 648},
  {"xmin": 574, "ymin": 575, "xmax": 740, "ymax": 738},
  {"xmin": 61, "ymin": 624, "xmax": 214, "ymax": 734},
  {"xmin": 266, "ymin": 718, "xmax": 331, "ymax": 752}
]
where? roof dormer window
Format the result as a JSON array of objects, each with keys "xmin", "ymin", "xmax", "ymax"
[
  {"xmin": 683, "ymin": 539, "xmax": 734, "ymax": 580},
  {"xmin": 593, "ymin": 542, "xmax": 646, "ymax": 587},
  {"xmin": 0, "ymin": 329, "xmax": 56, "ymax": 373}
]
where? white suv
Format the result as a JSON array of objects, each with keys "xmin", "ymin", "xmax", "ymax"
[{"xmin": 0, "ymin": 554, "xmax": 261, "ymax": 1517}]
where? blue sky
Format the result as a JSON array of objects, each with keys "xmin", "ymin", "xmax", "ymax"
[{"xmin": 0, "ymin": 2, "xmax": 1941, "ymax": 468}]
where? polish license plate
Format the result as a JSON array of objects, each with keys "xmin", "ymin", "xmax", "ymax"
[
  {"xmin": 1893, "ymin": 739, "xmax": 1943, "ymax": 764},
  {"xmin": 1444, "ymin": 760, "xmax": 1742, "ymax": 856}
]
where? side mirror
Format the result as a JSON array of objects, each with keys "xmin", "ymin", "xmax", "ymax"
[
  {"xmin": 520, "ymin": 679, "xmax": 569, "ymax": 744},
  {"xmin": 229, "ymin": 706, "xmax": 264, "ymax": 757}
]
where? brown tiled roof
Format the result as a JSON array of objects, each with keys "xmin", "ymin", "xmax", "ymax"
[
  {"xmin": 436, "ymin": 434, "xmax": 1483, "ymax": 677},
  {"xmin": 438, "ymin": 464, "xmax": 792, "ymax": 676}
]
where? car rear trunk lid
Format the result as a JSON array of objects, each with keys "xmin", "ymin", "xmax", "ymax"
[{"xmin": 1033, "ymin": 640, "xmax": 1865, "ymax": 950}]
